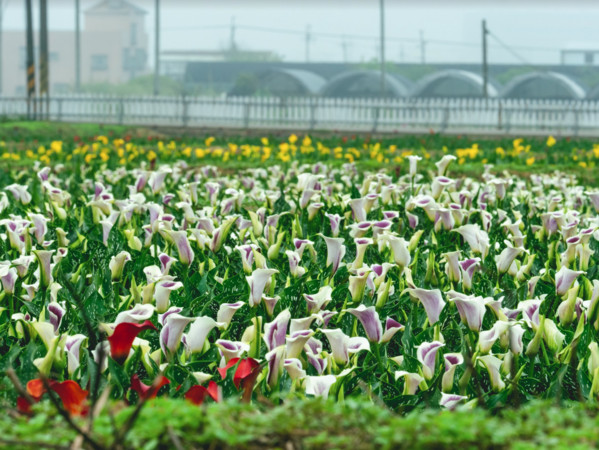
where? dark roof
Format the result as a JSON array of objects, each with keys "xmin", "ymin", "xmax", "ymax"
[
  {"xmin": 321, "ymin": 70, "xmax": 412, "ymax": 98},
  {"xmin": 411, "ymin": 70, "xmax": 498, "ymax": 98},
  {"xmin": 500, "ymin": 71, "xmax": 586, "ymax": 99},
  {"xmin": 86, "ymin": 0, "xmax": 146, "ymax": 15}
]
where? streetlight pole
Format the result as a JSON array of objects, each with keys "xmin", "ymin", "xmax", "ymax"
[
  {"xmin": 482, "ymin": 19, "xmax": 488, "ymax": 98},
  {"xmin": 379, "ymin": 0, "xmax": 386, "ymax": 96},
  {"xmin": 75, "ymin": 0, "xmax": 81, "ymax": 92},
  {"xmin": 154, "ymin": 0, "xmax": 160, "ymax": 96}
]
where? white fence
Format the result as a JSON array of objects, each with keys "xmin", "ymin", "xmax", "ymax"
[{"xmin": 2, "ymin": 95, "xmax": 599, "ymax": 135}]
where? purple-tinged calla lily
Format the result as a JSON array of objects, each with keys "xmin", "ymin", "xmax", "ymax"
[
  {"xmin": 264, "ymin": 309, "xmax": 291, "ymax": 352},
  {"xmin": 348, "ymin": 267, "xmax": 370, "ymax": 302},
  {"xmin": 435, "ymin": 155, "xmax": 457, "ymax": 176},
  {"xmin": 477, "ymin": 321, "xmax": 510, "ymax": 354},
  {"xmin": 446, "ymin": 290, "xmax": 487, "ymax": 332},
  {"xmin": 394, "ymin": 371, "xmax": 425, "ymax": 395},
  {"xmin": 154, "ymin": 280, "xmax": 183, "ymax": 313},
  {"xmin": 509, "ymin": 323, "xmax": 525, "ymax": 355},
  {"xmin": 215, "ymin": 339, "xmax": 249, "ymax": 363},
  {"xmin": 350, "ymin": 238, "xmax": 372, "ymax": 270},
  {"xmin": 321, "ymin": 328, "xmax": 370, "ymax": 365},
  {"xmin": 285, "ymin": 250, "xmax": 306, "ymax": 278},
  {"xmin": 109, "ymin": 251, "xmax": 131, "ymax": 282},
  {"xmin": 0, "ymin": 265, "xmax": 18, "ymax": 295},
  {"xmin": 349, "ymin": 198, "xmax": 367, "ymax": 223},
  {"xmin": 381, "ymin": 234, "xmax": 411, "ymax": 269},
  {"xmin": 307, "ymin": 202, "xmax": 324, "ymax": 220},
  {"xmin": 321, "ymin": 235, "xmax": 346, "ymax": 277},
  {"xmin": 518, "ymin": 299, "xmax": 542, "ymax": 330},
  {"xmin": 286, "ymin": 330, "xmax": 314, "ymax": 359},
  {"xmin": 346, "ymin": 305, "xmax": 383, "ymax": 343},
  {"xmin": 210, "ymin": 215, "xmax": 239, "ymax": 253},
  {"xmin": 543, "ymin": 318, "xmax": 565, "ymax": 355},
  {"xmin": 266, "ymin": 346, "xmax": 286, "ymax": 387},
  {"xmin": 160, "ymin": 313, "xmax": 194, "ymax": 359},
  {"xmin": 325, "ymin": 213, "xmax": 344, "ymax": 237},
  {"xmin": 158, "ymin": 253, "xmax": 176, "ymax": 275},
  {"xmin": 236, "ymin": 244, "xmax": 256, "ymax": 274},
  {"xmin": 166, "ymin": 230, "xmax": 194, "ymax": 266},
  {"xmin": 440, "ymin": 393, "xmax": 468, "ymax": 410},
  {"xmin": 406, "ymin": 155, "xmax": 422, "ymax": 178},
  {"xmin": 453, "ymin": 224, "xmax": 490, "ymax": 260},
  {"xmin": 293, "ymin": 238, "xmax": 315, "ymax": 259},
  {"xmin": 29, "ymin": 213, "xmax": 48, "ymax": 244},
  {"xmin": 216, "ymin": 301, "xmax": 244, "ymax": 328},
  {"xmin": 148, "ymin": 169, "xmax": 171, "ymax": 194},
  {"xmin": 417, "ymin": 341, "xmax": 445, "ymax": 380},
  {"xmin": 47, "ymin": 302, "xmax": 66, "ymax": 333},
  {"xmin": 115, "ymin": 304, "xmax": 155, "ymax": 325},
  {"xmin": 33, "ymin": 249, "xmax": 55, "ymax": 288},
  {"xmin": 406, "ymin": 288, "xmax": 446, "ymax": 325},
  {"xmin": 443, "ymin": 251, "xmax": 461, "ymax": 283},
  {"xmin": 290, "ymin": 315, "xmax": 320, "ymax": 334},
  {"xmin": 371, "ymin": 263, "xmax": 394, "ymax": 289},
  {"xmin": 477, "ymin": 355, "xmax": 505, "ymax": 391},
  {"xmin": 12, "ymin": 255, "xmax": 35, "ymax": 278},
  {"xmin": 459, "ymin": 258, "xmax": 481, "ymax": 291},
  {"xmin": 6, "ymin": 184, "xmax": 32, "ymax": 205},
  {"xmin": 304, "ymin": 375, "xmax": 337, "ymax": 399},
  {"xmin": 246, "ymin": 268, "xmax": 278, "ymax": 307},
  {"xmin": 555, "ymin": 266, "xmax": 584, "ymax": 296},
  {"xmin": 284, "ymin": 358, "xmax": 306, "ymax": 380},
  {"xmin": 262, "ymin": 296, "xmax": 280, "ymax": 316},
  {"xmin": 433, "ymin": 207, "xmax": 455, "ymax": 232},
  {"xmin": 380, "ymin": 318, "xmax": 404, "ymax": 343},
  {"xmin": 317, "ymin": 310, "xmax": 338, "ymax": 328},
  {"xmin": 495, "ymin": 245, "xmax": 523, "ymax": 274},
  {"xmin": 406, "ymin": 212, "xmax": 419, "ymax": 230},
  {"xmin": 65, "ymin": 334, "xmax": 87, "ymax": 376},
  {"xmin": 184, "ymin": 316, "xmax": 223, "ymax": 355},
  {"xmin": 442, "ymin": 353, "xmax": 464, "ymax": 393},
  {"xmin": 431, "ymin": 176, "xmax": 453, "ymax": 200},
  {"xmin": 348, "ymin": 221, "xmax": 372, "ymax": 239}
]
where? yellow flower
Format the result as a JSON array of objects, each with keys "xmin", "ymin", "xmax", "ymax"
[
  {"xmin": 148, "ymin": 150, "xmax": 157, "ymax": 161},
  {"xmin": 261, "ymin": 137, "xmax": 269, "ymax": 146},
  {"xmin": 526, "ymin": 157, "xmax": 535, "ymax": 166},
  {"xmin": 85, "ymin": 154, "xmax": 95, "ymax": 164},
  {"xmin": 546, "ymin": 136, "xmax": 556, "ymax": 147},
  {"xmin": 302, "ymin": 136, "xmax": 312, "ymax": 147},
  {"xmin": 205, "ymin": 137, "xmax": 215, "ymax": 147},
  {"xmin": 288, "ymin": 134, "xmax": 298, "ymax": 144},
  {"xmin": 579, "ymin": 161, "xmax": 588, "ymax": 168}
]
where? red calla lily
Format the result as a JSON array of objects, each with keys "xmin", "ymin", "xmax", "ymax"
[
  {"xmin": 20, "ymin": 379, "xmax": 89, "ymax": 416},
  {"xmin": 185, "ymin": 381, "xmax": 220, "ymax": 405},
  {"xmin": 107, "ymin": 320, "xmax": 157, "ymax": 364},
  {"xmin": 217, "ymin": 357, "xmax": 262, "ymax": 402},
  {"xmin": 130, "ymin": 374, "xmax": 170, "ymax": 400}
]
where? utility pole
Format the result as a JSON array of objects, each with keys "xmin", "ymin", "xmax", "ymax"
[
  {"xmin": 482, "ymin": 19, "xmax": 488, "ymax": 98},
  {"xmin": 25, "ymin": 0, "xmax": 35, "ymax": 119},
  {"xmin": 341, "ymin": 35, "xmax": 348, "ymax": 63},
  {"xmin": 305, "ymin": 25, "xmax": 311, "ymax": 63},
  {"xmin": 419, "ymin": 29, "xmax": 426, "ymax": 64},
  {"xmin": 40, "ymin": 0, "xmax": 49, "ymax": 116},
  {"xmin": 75, "ymin": 0, "xmax": 81, "ymax": 92},
  {"xmin": 230, "ymin": 16, "xmax": 236, "ymax": 52},
  {"xmin": 0, "ymin": 0, "xmax": 3, "ymax": 96},
  {"xmin": 154, "ymin": 0, "xmax": 160, "ymax": 96},
  {"xmin": 379, "ymin": 0, "xmax": 386, "ymax": 96}
]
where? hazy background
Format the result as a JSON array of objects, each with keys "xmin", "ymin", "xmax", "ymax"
[{"xmin": 3, "ymin": 0, "xmax": 599, "ymax": 65}]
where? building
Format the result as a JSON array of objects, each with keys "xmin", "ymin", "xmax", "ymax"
[{"xmin": 1, "ymin": 0, "xmax": 148, "ymax": 96}]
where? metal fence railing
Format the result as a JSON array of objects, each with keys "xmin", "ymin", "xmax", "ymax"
[{"xmin": 2, "ymin": 95, "xmax": 599, "ymax": 135}]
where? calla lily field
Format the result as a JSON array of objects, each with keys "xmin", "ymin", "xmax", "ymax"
[{"xmin": 1, "ymin": 128, "xmax": 599, "ymax": 447}]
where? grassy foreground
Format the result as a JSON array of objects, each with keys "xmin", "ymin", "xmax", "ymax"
[{"xmin": 0, "ymin": 398, "xmax": 597, "ymax": 449}]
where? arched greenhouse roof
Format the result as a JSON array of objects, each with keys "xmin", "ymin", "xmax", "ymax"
[
  {"xmin": 500, "ymin": 71, "xmax": 586, "ymax": 100},
  {"xmin": 411, "ymin": 70, "xmax": 498, "ymax": 98},
  {"xmin": 320, "ymin": 70, "xmax": 412, "ymax": 98}
]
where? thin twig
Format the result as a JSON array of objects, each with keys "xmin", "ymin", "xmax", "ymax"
[
  {"xmin": 39, "ymin": 374, "xmax": 105, "ymax": 450},
  {"xmin": 71, "ymin": 386, "xmax": 112, "ymax": 450},
  {"xmin": 109, "ymin": 374, "xmax": 165, "ymax": 450},
  {"xmin": 167, "ymin": 425, "xmax": 185, "ymax": 450},
  {"xmin": 6, "ymin": 368, "xmax": 36, "ymax": 406}
]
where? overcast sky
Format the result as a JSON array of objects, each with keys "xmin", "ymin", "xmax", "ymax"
[{"xmin": 3, "ymin": 0, "xmax": 599, "ymax": 65}]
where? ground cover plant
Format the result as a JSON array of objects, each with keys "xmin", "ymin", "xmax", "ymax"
[{"xmin": 1, "ymin": 128, "xmax": 599, "ymax": 448}]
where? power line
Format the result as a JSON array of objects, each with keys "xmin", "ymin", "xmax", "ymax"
[{"xmin": 487, "ymin": 30, "xmax": 535, "ymax": 66}]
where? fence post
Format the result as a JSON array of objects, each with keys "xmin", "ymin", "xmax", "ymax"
[
  {"xmin": 182, "ymin": 95, "xmax": 189, "ymax": 127},
  {"xmin": 118, "ymin": 98, "xmax": 124, "ymax": 125},
  {"xmin": 243, "ymin": 102, "xmax": 250, "ymax": 129},
  {"xmin": 57, "ymin": 98, "xmax": 63, "ymax": 122},
  {"xmin": 497, "ymin": 101, "xmax": 502, "ymax": 130},
  {"xmin": 371, "ymin": 106, "xmax": 380, "ymax": 133}
]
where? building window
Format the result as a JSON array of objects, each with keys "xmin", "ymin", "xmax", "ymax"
[{"xmin": 91, "ymin": 54, "xmax": 108, "ymax": 71}]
